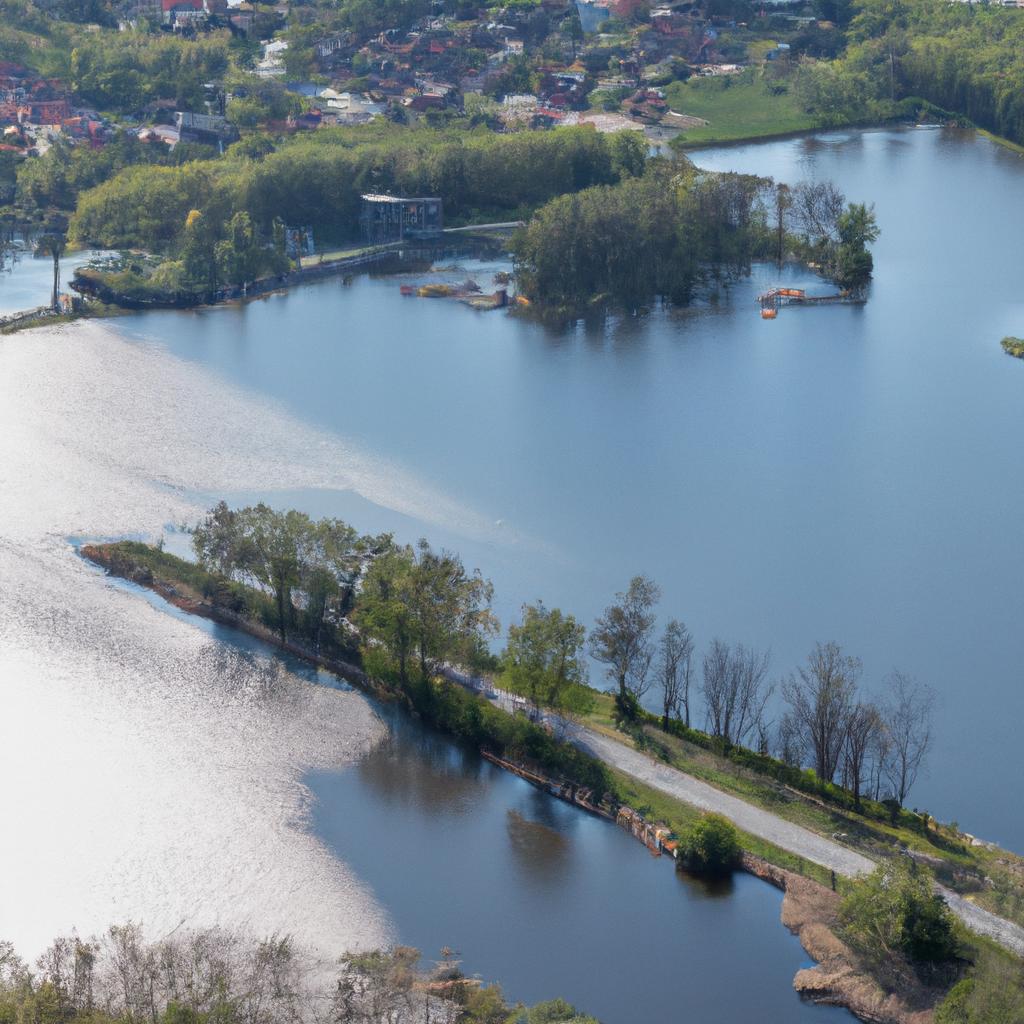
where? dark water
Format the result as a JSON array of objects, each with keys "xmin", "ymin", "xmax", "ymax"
[
  {"xmin": 309, "ymin": 708, "xmax": 847, "ymax": 1023},
  {"xmin": 112, "ymin": 126, "xmax": 1024, "ymax": 859},
  {"xmin": 97, "ymin": 570, "xmax": 846, "ymax": 1022}
]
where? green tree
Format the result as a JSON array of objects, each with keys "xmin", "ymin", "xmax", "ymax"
[
  {"xmin": 180, "ymin": 208, "xmax": 218, "ymax": 294},
  {"xmin": 679, "ymin": 812, "xmax": 741, "ymax": 876},
  {"xmin": 589, "ymin": 575, "xmax": 660, "ymax": 704},
  {"xmin": 840, "ymin": 860, "xmax": 958, "ymax": 974},
  {"xmin": 502, "ymin": 601, "xmax": 589, "ymax": 719},
  {"xmin": 834, "ymin": 201, "xmax": 880, "ymax": 291},
  {"xmin": 356, "ymin": 544, "xmax": 417, "ymax": 684},
  {"xmin": 193, "ymin": 502, "xmax": 312, "ymax": 642}
]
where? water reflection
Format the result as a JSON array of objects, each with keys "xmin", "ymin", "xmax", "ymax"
[{"xmin": 505, "ymin": 808, "xmax": 572, "ymax": 888}]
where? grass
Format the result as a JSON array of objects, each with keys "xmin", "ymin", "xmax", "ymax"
[
  {"xmin": 606, "ymin": 766, "xmax": 836, "ymax": 889},
  {"xmin": 978, "ymin": 129, "xmax": 1024, "ymax": 156},
  {"xmin": 665, "ymin": 69, "xmax": 817, "ymax": 146},
  {"xmin": 578, "ymin": 697, "xmax": 1024, "ymax": 927}
]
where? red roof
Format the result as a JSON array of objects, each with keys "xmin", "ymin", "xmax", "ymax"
[{"xmin": 162, "ymin": 0, "xmax": 203, "ymax": 11}]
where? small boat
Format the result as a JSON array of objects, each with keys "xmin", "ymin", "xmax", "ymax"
[
  {"xmin": 761, "ymin": 307, "xmax": 777, "ymax": 319},
  {"xmin": 399, "ymin": 284, "xmax": 415, "ymax": 296}
]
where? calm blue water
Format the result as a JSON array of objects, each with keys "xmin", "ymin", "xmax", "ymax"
[{"xmin": 113, "ymin": 126, "xmax": 1024, "ymax": 859}]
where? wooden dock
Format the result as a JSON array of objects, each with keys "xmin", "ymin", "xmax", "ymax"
[{"xmin": 757, "ymin": 286, "xmax": 864, "ymax": 319}]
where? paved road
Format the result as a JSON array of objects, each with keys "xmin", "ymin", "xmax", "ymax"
[{"xmin": 454, "ymin": 672, "xmax": 1024, "ymax": 956}]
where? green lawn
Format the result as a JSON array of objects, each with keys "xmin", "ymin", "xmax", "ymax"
[{"xmin": 665, "ymin": 69, "xmax": 817, "ymax": 146}]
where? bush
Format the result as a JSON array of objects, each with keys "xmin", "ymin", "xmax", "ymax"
[
  {"xmin": 840, "ymin": 860, "xmax": 958, "ymax": 974},
  {"xmin": 679, "ymin": 812, "xmax": 741, "ymax": 876},
  {"xmin": 935, "ymin": 949, "xmax": 1024, "ymax": 1023}
]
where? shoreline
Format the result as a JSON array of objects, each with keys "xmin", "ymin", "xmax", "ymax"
[{"xmin": 80, "ymin": 539, "xmax": 948, "ymax": 1024}]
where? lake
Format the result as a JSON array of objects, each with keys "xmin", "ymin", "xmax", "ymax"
[
  {"xmin": 3, "ymin": 125, "xmax": 1022, "ymax": 1022},
  {"xmin": 116, "ymin": 126, "xmax": 1024, "ymax": 849}
]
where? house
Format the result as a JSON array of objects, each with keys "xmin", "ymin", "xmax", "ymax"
[
  {"xmin": 359, "ymin": 194, "xmax": 443, "ymax": 244},
  {"xmin": 256, "ymin": 39, "xmax": 288, "ymax": 78},
  {"xmin": 175, "ymin": 110, "xmax": 238, "ymax": 147},
  {"xmin": 162, "ymin": 0, "xmax": 205, "ymax": 26},
  {"xmin": 319, "ymin": 91, "xmax": 386, "ymax": 124}
]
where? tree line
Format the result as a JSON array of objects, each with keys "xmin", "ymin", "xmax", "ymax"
[
  {"xmin": 795, "ymin": 0, "xmax": 1024, "ymax": 148},
  {"xmin": 0, "ymin": 925, "xmax": 597, "ymax": 1024},
  {"xmin": 586, "ymin": 575, "xmax": 934, "ymax": 817},
  {"xmin": 69, "ymin": 127, "xmax": 647, "ymax": 253},
  {"xmin": 191, "ymin": 505, "xmax": 928, "ymax": 823},
  {"xmin": 511, "ymin": 160, "xmax": 880, "ymax": 311}
]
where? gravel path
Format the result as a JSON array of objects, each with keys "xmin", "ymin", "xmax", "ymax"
[
  {"xmin": 455, "ymin": 674, "xmax": 1024, "ymax": 957},
  {"xmin": 574, "ymin": 724, "xmax": 1024, "ymax": 957},
  {"xmin": 573, "ymin": 725, "xmax": 876, "ymax": 877}
]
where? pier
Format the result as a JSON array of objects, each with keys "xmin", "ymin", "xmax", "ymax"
[{"xmin": 758, "ymin": 287, "xmax": 864, "ymax": 319}]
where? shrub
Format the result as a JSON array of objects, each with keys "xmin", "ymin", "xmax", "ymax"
[
  {"xmin": 840, "ymin": 860, "xmax": 958, "ymax": 974},
  {"xmin": 679, "ymin": 813, "xmax": 741, "ymax": 876}
]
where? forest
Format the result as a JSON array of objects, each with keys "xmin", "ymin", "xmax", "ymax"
[
  {"xmin": 67, "ymin": 126, "xmax": 647, "ymax": 249},
  {"xmin": 511, "ymin": 166, "xmax": 879, "ymax": 310},
  {"xmin": 796, "ymin": 0, "xmax": 1024, "ymax": 146}
]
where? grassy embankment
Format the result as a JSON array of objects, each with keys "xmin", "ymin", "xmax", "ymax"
[
  {"xmin": 579, "ymin": 691, "xmax": 1024, "ymax": 929},
  {"xmin": 85, "ymin": 540, "xmax": 1024, "ymax": 926},
  {"xmin": 86, "ymin": 540, "xmax": 836, "ymax": 888},
  {"xmin": 665, "ymin": 69, "xmax": 818, "ymax": 147}
]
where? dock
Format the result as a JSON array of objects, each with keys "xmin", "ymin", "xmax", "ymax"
[{"xmin": 758, "ymin": 287, "xmax": 864, "ymax": 319}]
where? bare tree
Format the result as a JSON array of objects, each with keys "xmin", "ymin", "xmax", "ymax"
[
  {"xmin": 868, "ymin": 721, "xmax": 892, "ymax": 802},
  {"xmin": 782, "ymin": 642, "xmax": 860, "ymax": 783},
  {"xmin": 883, "ymin": 670, "xmax": 935, "ymax": 810},
  {"xmin": 790, "ymin": 180, "xmax": 845, "ymax": 248},
  {"xmin": 701, "ymin": 639, "xmax": 773, "ymax": 747},
  {"xmin": 775, "ymin": 711, "xmax": 804, "ymax": 767},
  {"xmin": 842, "ymin": 702, "xmax": 884, "ymax": 809},
  {"xmin": 656, "ymin": 619, "xmax": 694, "ymax": 729},
  {"xmin": 589, "ymin": 575, "xmax": 660, "ymax": 702}
]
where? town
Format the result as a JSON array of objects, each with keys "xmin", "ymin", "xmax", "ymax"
[{"xmin": 0, "ymin": 0, "xmax": 832, "ymax": 165}]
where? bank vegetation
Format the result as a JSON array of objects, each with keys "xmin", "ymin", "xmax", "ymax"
[{"xmin": 0, "ymin": 926, "xmax": 597, "ymax": 1024}]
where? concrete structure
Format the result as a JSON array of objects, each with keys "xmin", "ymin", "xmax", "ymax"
[{"xmin": 359, "ymin": 194, "xmax": 443, "ymax": 244}]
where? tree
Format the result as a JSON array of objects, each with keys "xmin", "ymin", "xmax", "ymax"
[
  {"xmin": 180, "ymin": 208, "xmax": 218, "ymax": 294},
  {"xmin": 589, "ymin": 575, "xmax": 660, "ymax": 706},
  {"xmin": 656, "ymin": 619, "xmax": 694, "ymax": 729},
  {"xmin": 840, "ymin": 860, "xmax": 957, "ymax": 980},
  {"xmin": 883, "ymin": 670, "xmax": 935, "ymax": 811},
  {"xmin": 297, "ymin": 518, "xmax": 363, "ymax": 653},
  {"xmin": 193, "ymin": 503, "xmax": 311, "ymax": 643},
  {"xmin": 700, "ymin": 639, "xmax": 772, "ymax": 747},
  {"xmin": 502, "ymin": 602, "xmax": 588, "ymax": 720},
  {"xmin": 36, "ymin": 217, "xmax": 68, "ymax": 309},
  {"xmin": 935, "ymin": 949, "xmax": 1024, "ymax": 1024},
  {"xmin": 842, "ymin": 701, "xmax": 884, "ymax": 809},
  {"xmin": 782, "ymin": 642, "xmax": 860, "ymax": 783},
  {"xmin": 834, "ymin": 202, "xmax": 880, "ymax": 291},
  {"xmin": 403, "ymin": 540, "xmax": 497, "ymax": 682},
  {"xmin": 678, "ymin": 812, "xmax": 741, "ymax": 876},
  {"xmin": 356, "ymin": 544, "xmax": 417, "ymax": 685}
]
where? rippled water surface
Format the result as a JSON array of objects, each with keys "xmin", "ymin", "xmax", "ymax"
[
  {"xmin": 6, "ymin": 125, "xmax": 1024, "ymax": 1022},
  {"xmin": 112, "ymin": 127, "xmax": 1024, "ymax": 851}
]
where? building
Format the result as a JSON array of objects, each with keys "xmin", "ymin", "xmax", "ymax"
[
  {"xmin": 162, "ymin": 0, "xmax": 205, "ymax": 26},
  {"xmin": 175, "ymin": 110, "xmax": 238, "ymax": 148},
  {"xmin": 359, "ymin": 194, "xmax": 443, "ymax": 244}
]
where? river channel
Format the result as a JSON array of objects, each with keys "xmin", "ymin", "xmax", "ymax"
[{"xmin": 3, "ymin": 125, "xmax": 1022, "ymax": 1021}]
